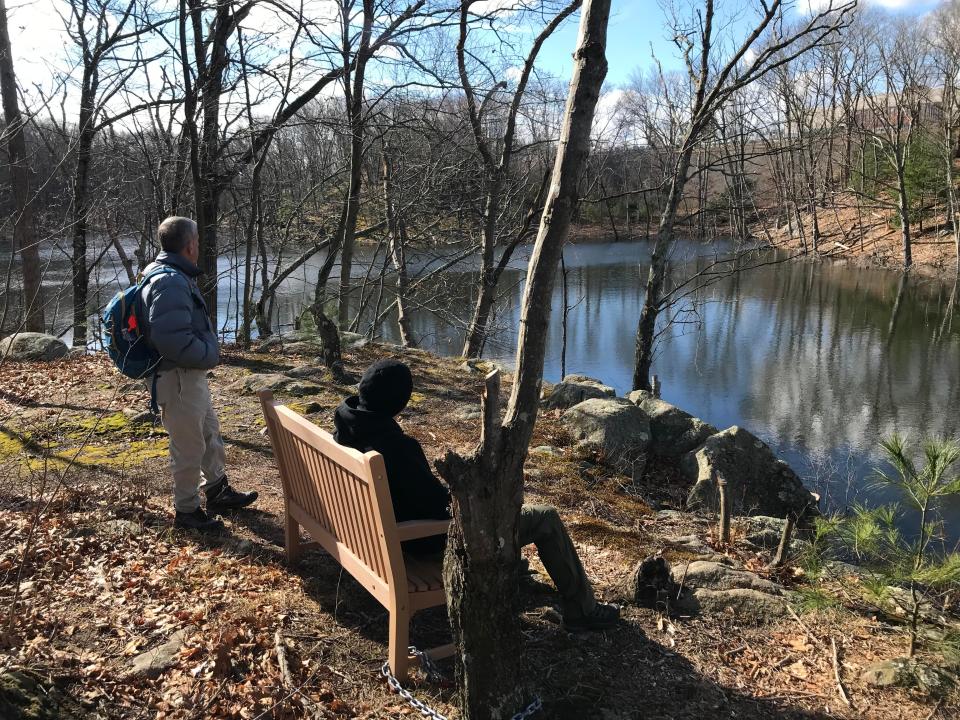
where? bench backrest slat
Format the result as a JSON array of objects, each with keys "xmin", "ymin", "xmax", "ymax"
[{"xmin": 260, "ymin": 397, "xmax": 405, "ymax": 595}]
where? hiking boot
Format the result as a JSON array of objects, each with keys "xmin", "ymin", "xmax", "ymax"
[
  {"xmin": 563, "ymin": 602, "xmax": 621, "ymax": 632},
  {"xmin": 205, "ymin": 478, "xmax": 258, "ymax": 512},
  {"xmin": 174, "ymin": 508, "xmax": 225, "ymax": 533}
]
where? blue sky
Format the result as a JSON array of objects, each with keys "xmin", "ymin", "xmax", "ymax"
[{"xmin": 534, "ymin": 0, "xmax": 947, "ymax": 90}]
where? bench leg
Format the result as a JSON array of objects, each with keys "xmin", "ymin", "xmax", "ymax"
[
  {"xmin": 285, "ymin": 504, "xmax": 302, "ymax": 567},
  {"xmin": 388, "ymin": 607, "xmax": 410, "ymax": 681}
]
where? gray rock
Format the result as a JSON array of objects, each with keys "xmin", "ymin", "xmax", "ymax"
[
  {"xmin": 125, "ymin": 626, "xmax": 195, "ymax": 679},
  {"xmin": 739, "ymin": 515, "xmax": 810, "ymax": 552},
  {"xmin": 0, "ymin": 333, "xmax": 69, "ymax": 362},
  {"xmin": 861, "ymin": 658, "xmax": 956, "ymax": 696},
  {"xmin": 230, "ymin": 373, "xmax": 323, "ymax": 397},
  {"xmin": 682, "ymin": 426, "xmax": 819, "ymax": 519},
  {"xmin": 459, "ymin": 359, "xmax": 500, "ymax": 375},
  {"xmin": 562, "ymin": 398, "xmax": 651, "ymax": 477},
  {"xmin": 677, "ymin": 588, "xmax": 788, "ymax": 619},
  {"xmin": 820, "ymin": 561, "xmax": 871, "ymax": 581},
  {"xmin": 626, "ymin": 391, "xmax": 717, "ymax": 457},
  {"xmin": 339, "ymin": 331, "xmax": 367, "ymax": 348},
  {"xmin": 455, "ymin": 405, "xmax": 482, "ymax": 421},
  {"xmin": 0, "ymin": 670, "xmax": 61, "ymax": 719},
  {"xmin": 257, "ymin": 336, "xmax": 283, "ymax": 351},
  {"xmin": 655, "ymin": 510, "xmax": 689, "ymax": 522},
  {"xmin": 97, "ymin": 519, "xmax": 144, "ymax": 539},
  {"xmin": 670, "ymin": 560, "xmax": 781, "ymax": 593},
  {"xmin": 531, "ymin": 445, "xmax": 561, "ymax": 456},
  {"xmin": 287, "ymin": 364, "xmax": 326, "ymax": 379},
  {"xmin": 561, "ymin": 375, "xmax": 616, "ymax": 396},
  {"xmin": 282, "ymin": 341, "xmax": 324, "ymax": 355},
  {"xmin": 542, "ymin": 381, "xmax": 611, "ymax": 410},
  {"xmin": 122, "ymin": 408, "xmax": 158, "ymax": 424}
]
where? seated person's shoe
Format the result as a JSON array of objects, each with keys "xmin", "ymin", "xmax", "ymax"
[
  {"xmin": 175, "ymin": 507, "xmax": 225, "ymax": 533},
  {"xmin": 563, "ymin": 602, "xmax": 620, "ymax": 631},
  {"xmin": 205, "ymin": 478, "xmax": 259, "ymax": 511}
]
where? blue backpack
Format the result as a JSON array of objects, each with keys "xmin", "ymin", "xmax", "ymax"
[{"xmin": 102, "ymin": 266, "xmax": 179, "ymax": 379}]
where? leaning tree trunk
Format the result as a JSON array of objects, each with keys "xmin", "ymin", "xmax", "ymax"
[
  {"xmin": 436, "ymin": 2, "xmax": 609, "ymax": 717},
  {"xmin": 632, "ymin": 143, "xmax": 694, "ymax": 391},
  {"xmin": 461, "ymin": 176, "xmax": 504, "ymax": 358},
  {"xmin": 381, "ymin": 141, "xmax": 414, "ymax": 347},
  {"xmin": 336, "ymin": 0, "xmax": 374, "ymax": 329},
  {"xmin": 0, "ymin": 0, "xmax": 44, "ymax": 333}
]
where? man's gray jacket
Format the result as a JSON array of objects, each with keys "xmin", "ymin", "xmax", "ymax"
[{"xmin": 142, "ymin": 251, "xmax": 219, "ymax": 372}]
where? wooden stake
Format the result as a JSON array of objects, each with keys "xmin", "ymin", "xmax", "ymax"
[{"xmin": 717, "ymin": 474, "xmax": 731, "ymax": 545}]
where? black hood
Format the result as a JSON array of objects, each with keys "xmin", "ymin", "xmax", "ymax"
[{"xmin": 333, "ymin": 396, "xmax": 404, "ymax": 450}]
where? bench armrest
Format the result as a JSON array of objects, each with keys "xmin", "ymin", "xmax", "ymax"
[{"xmin": 395, "ymin": 519, "xmax": 451, "ymax": 542}]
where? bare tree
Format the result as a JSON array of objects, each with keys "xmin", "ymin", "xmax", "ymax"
[
  {"xmin": 631, "ymin": 0, "xmax": 854, "ymax": 392},
  {"xmin": 854, "ymin": 14, "xmax": 934, "ymax": 270},
  {"xmin": 929, "ymin": 0, "xmax": 960, "ymax": 273},
  {"xmin": 0, "ymin": 0, "xmax": 44, "ymax": 332},
  {"xmin": 457, "ymin": 0, "xmax": 580, "ymax": 358},
  {"xmin": 436, "ymin": 0, "xmax": 610, "ymax": 716},
  {"xmin": 64, "ymin": 0, "xmax": 168, "ymax": 345}
]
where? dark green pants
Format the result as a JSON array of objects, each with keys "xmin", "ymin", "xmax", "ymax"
[{"xmin": 520, "ymin": 504, "xmax": 596, "ymax": 618}]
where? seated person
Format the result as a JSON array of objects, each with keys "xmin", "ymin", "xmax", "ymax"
[{"xmin": 333, "ymin": 358, "xmax": 620, "ymax": 631}]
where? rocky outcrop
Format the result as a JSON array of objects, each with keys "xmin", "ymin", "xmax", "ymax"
[
  {"xmin": 561, "ymin": 398, "xmax": 650, "ymax": 477},
  {"xmin": 678, "ymin": 588, "xmax": 789, "ymax": 619},
  {"xmin": 670, "ymin": 561, "xmax": 781, "ymax": 594},
  {"xmin": 124, "ymin": 626, "xmax": 196, "ymax": 679},
  {"xmin": 0, "ymin": 333, "xmax": 69, "ymax": 362},
  {"xmin": 861, "ymin": 658, "xmax": 956, "ymax": 696},
  {"xmin": 230, "ymin": 373, "xmax": 322, "ymax": 396},
  {"xmin": 541, "ymin": 374, "xmax": 616, "ymax": 410},
  {"xmin": 626, "ymin": 391, "xmax": 716, "ymax": 457},
  {"xmin": 682, "ymin": 426, "xmax": 819, "ymax": 519},
  {"xmin": 0, "ymin": 671, "xmax": 61, "ymax": 719}
]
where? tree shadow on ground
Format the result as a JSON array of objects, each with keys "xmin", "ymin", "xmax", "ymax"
[
  {"xmin": 228, "ymin": 509, "xmax": 831, "ymax": 719},
  {"xmin": 218, "ymin": 353, "xmax": 292, "ymax": 375}
]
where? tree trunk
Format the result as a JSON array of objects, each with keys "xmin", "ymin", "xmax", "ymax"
[
  {"xmin": 381, "ymin": 141, "xmax": 413, "ymax": 347},
  {"xmin": 0, "ymin": 0, "xmax": 44, "ymax": 332},
  {"xmin": 461, "ymin": 185, "xmax": 502, "ymax": 357},
  {"xmin": 71, "ymin": 64, "xmax": 97, "ymax": 346},
  {"xmin": 896, "ymin": 158, "xmax": 912, "ymax": 269},
  {"xmin": 336, "ymin": 0, "xmax": 374, "ymax": 329},
  {"xmin": 632, "ymin": 144, "xmax": 694, "ymax": 391},
  {"xmin": 436, "ymin": 3, "xmax": 609, "ymax": 716}
]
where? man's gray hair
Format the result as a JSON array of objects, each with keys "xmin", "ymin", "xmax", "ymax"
[{"xmin": 158, "ymin": 216, "xmax": 198, "ymax": 254}]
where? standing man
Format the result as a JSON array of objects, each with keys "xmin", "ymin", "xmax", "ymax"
[{"xmin": 142, "ymin": 216, "xmax": 258, "ymax": 532}]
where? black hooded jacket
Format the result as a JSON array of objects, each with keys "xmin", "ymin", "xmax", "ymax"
[{"xmin": 333, "ymin": 396, "xmax": 450, "ymax": 553}]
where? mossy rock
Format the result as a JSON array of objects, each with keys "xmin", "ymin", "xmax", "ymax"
[{"xmin": 0, "ymin": 671, "xmax": 60, "ymax": 719}]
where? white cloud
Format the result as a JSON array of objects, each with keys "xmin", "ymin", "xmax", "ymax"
[{"xmin": 804, "ymin": 0, "xmax": 942, "ymax": 11}]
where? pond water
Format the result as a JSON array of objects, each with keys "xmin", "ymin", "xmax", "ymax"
[{"xmin": 9, "ymin": 238, "xmax": 960, "ymax": 545}]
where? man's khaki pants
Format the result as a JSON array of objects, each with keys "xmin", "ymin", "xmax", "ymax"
[{"xmin": 153, "ymin": 368, "xmax": 226, "ymax": 513}]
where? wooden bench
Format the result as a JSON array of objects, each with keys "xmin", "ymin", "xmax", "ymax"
[{"xmin": 259, "ymin": 390, "xmax": 453, "ymax": 679}]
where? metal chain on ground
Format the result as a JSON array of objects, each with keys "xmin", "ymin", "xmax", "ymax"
[
  {"xmin": 380, "ymin": 647, "xmax": 542, "ymax": 720},
  {"xmin": 510, "ymin": 696, "xmax": 543, "ymax": 720},
  {"xmin": 409, "ymin": 645, "xmax": 444, "ymax": 684}
]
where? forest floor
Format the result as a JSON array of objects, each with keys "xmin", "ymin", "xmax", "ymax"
[
  {"xmin": 758, "ymin": 193, "xmax": 959, "ymax": 277},
  {"xmin": 0, "ymin": 344, "xmax": 957, "ymax": 719}
]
